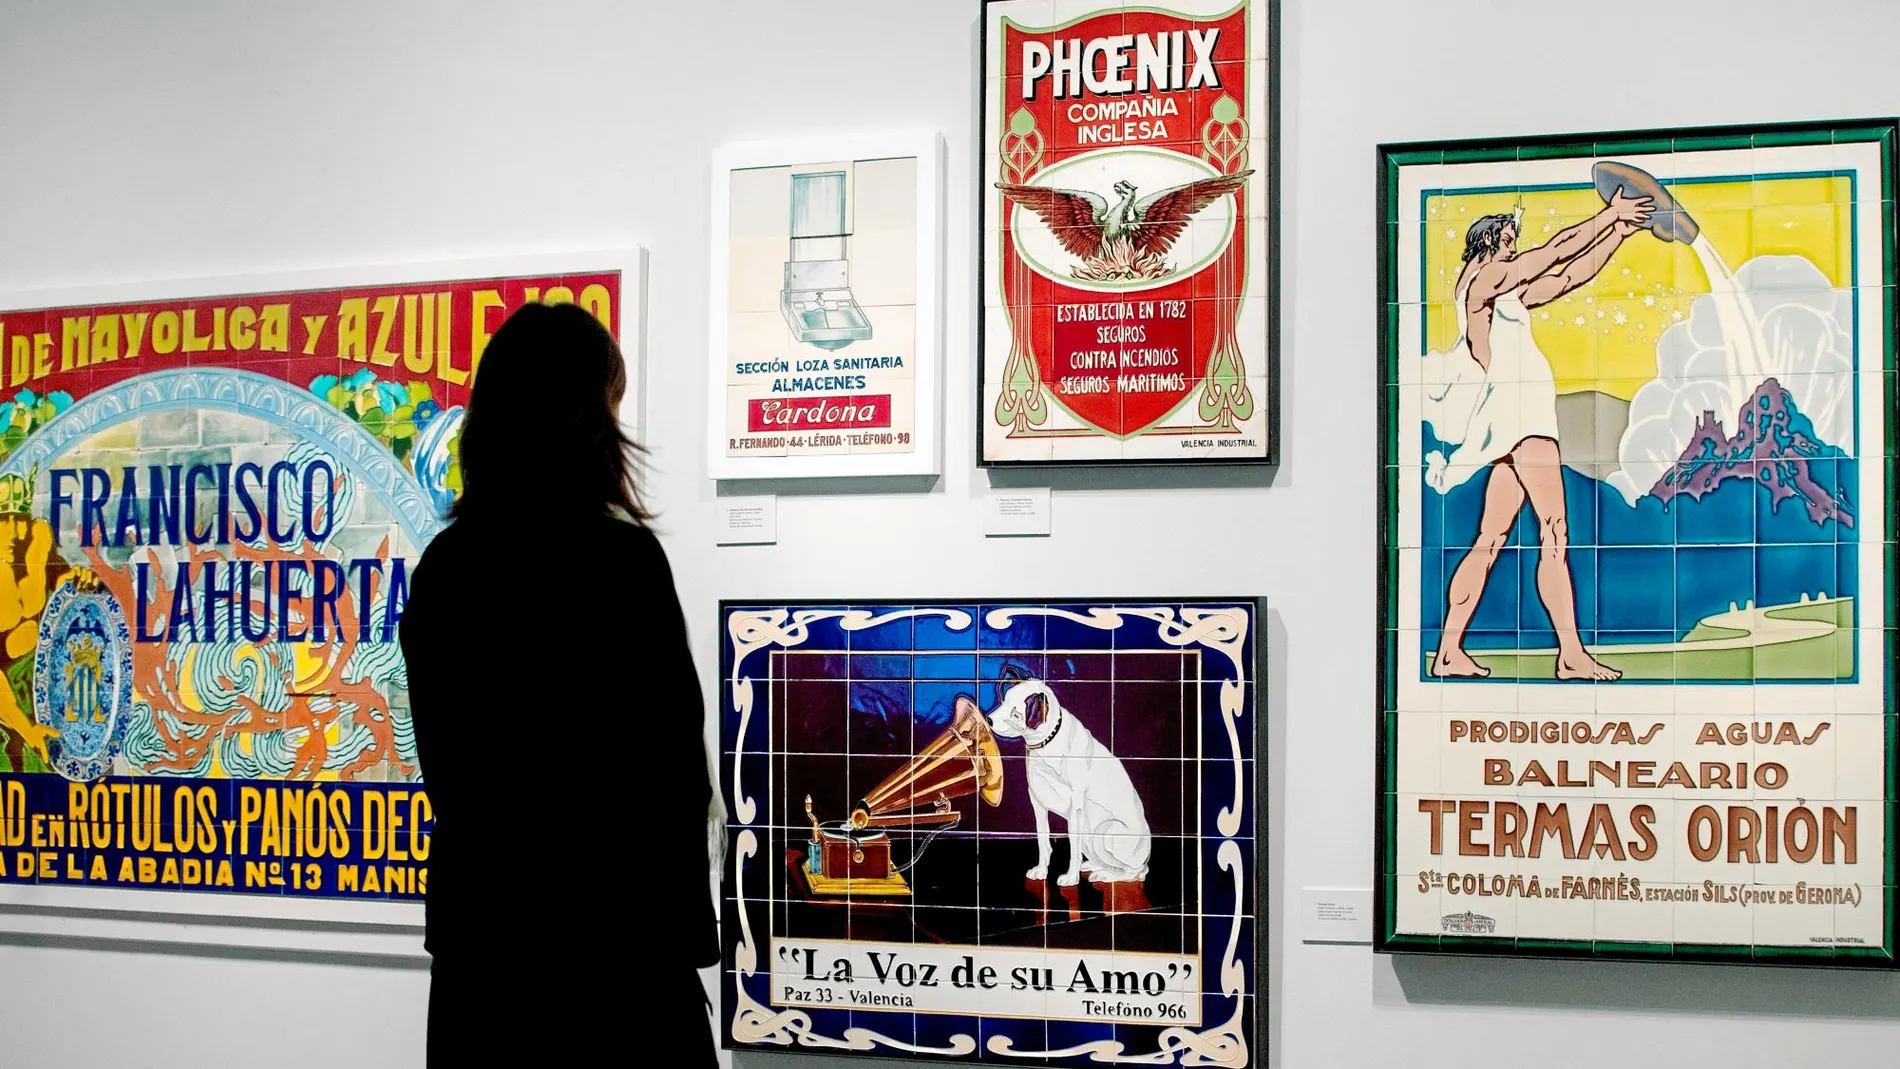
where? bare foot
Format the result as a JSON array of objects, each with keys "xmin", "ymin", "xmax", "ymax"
[
  {"xmin": 1432, "ymin": 649, "xmax": 1491, "ymax": 678},
  {"xmin": 1556, "ymin": 650, "xmax": 1622, "ymax": 681}
]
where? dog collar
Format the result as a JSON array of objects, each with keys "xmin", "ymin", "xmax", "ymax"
[{"xmin": 1023, "ymin": 706, "xmax": 1063, "ymax": 752}]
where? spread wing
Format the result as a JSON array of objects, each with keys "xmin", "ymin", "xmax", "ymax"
[
  {"xmin": 995, "ymin": 183, "xmax": 1108, "ymax": 260},
  {"xmin": 1128, "ymin": 169, "xmax": 1255, "ymax": 257}
]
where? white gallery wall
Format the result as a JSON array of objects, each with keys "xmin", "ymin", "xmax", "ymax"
[{"xmin": 2, "ymin": 1, "xmax": 1898, "ymax": 1066}]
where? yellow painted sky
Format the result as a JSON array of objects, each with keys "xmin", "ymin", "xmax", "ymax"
[{"xmin": 1423, "ymin": 176, "xmax": 1853, "ymax": 398}]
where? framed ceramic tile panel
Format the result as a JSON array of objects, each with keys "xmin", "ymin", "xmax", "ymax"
[
  {"xmin": 0, "ymin": 251, "xmax": 644, "ymax": 952},
  {"xmin": 720, "ymin": 598, "xmax": 1263, "ymax": 1064},
  {"xmin": 1376, "ymin": 119, "xmax": 1899, "ymax": 967},
  {"xmin": 708, "ymin": 133, "xmax": 944, "ymax": 480},
  {"xmin": 979, "ymin": 0, "xmax": 1278, "ymax": 467}
]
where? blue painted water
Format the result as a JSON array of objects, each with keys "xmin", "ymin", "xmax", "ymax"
[{"xmin": 1419, "ymin": 426, "xmax": 1857, "ymax": 655}]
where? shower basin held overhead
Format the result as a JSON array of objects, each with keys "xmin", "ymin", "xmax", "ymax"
[
  {"xmin": 1593, "ymin": 161, "xmax": 1700, "ymax": 244},
  {"xmin": 781, "ymin": 259, "xmax": 874, "ymax": 351}
]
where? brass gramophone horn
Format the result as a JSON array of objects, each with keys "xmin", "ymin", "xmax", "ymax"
[{"xmin": 850, "ymin": 696, "xmax": 1004, "ymax": 830}]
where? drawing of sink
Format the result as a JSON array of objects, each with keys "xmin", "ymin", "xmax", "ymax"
[{"xmin": 781, "ymin": 259, "xmax": 873, "ymax": 351}]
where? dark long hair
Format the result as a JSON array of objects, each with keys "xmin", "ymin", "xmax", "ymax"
[
  {"xmin": 449, "ymin": 301, "xmax": 649, "ymax": 523},
  {"xmin": 1462, "ymin": 213, "xmax": 1516, "ymax": 263}
]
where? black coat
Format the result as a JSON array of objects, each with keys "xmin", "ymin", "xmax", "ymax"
[{"xmin": 400, "ymin": 510, "xmax": 718, "ymax": 1061}]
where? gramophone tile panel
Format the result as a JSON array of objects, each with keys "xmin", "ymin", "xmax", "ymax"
[{"xmin": 720, "ymin": 597, "xmax": 1261, "ymax": 1065}]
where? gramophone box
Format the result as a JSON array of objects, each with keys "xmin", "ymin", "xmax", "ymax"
[{"xmin": 805, "ymin": 826, "xmax": 906, "ymax": 896}]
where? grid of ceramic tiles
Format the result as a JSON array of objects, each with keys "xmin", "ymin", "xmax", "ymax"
[
  {"xmin": 1376, "ymin": 121, "xmax": 1900, "ymax": 966},
  {"xmin": 977, "ymin": 0, "xmax": 1276, "ymax": 467},
  {"xmin": 720, "ymin": 600, "xmax": 1259, "ymax": 1064}
]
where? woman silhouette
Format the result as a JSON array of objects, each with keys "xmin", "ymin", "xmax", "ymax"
[{"xmin": 400, "ymin": 302, "xmax": 718, "ymax": 1065}]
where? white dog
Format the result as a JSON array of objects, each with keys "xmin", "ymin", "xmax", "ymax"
[{"xmin": 987, "ymin": 669, "xmax": 1152, "ymax": 886}]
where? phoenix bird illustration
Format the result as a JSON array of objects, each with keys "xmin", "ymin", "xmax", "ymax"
[{"xmin": 995, "ymin": 169, "xmax": 1254, "ymax": 281}]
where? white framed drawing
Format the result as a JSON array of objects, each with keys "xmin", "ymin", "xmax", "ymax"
[
  {"xmin": 708, "ymin": 133, "xmax": 944, "ymax": 480},
  {"xmin": 0, "ymin": 249, "xmax": 644, "ymax": 955}
]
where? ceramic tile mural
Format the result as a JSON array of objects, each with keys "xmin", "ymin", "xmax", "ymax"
[
  {"xmin": 979, "ymin": 0, "xmax": 1277, "ymax": 466},
  {"xmin": 0, "ymin": 258, "xmax": 636, "ymax": 913},
  {"xmin": 720, "ymin": 599, "xmax": 1261, "ymax": 1065},
  {"xmin": 709, "ymin": 133, "xmax": 943, "ymax": 480},
  {"xmin": 1376, "ymin": 121, "xmax": 1899, "ymax": 966}
]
